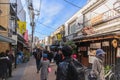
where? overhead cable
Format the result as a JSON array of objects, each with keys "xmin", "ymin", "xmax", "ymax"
[{"xmin": 64, "ymin": 0, "xmax": 81, "ymax": 8}]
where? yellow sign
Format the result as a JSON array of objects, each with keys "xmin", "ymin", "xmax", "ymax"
[
  {"xmin": 112, "ymin": 39, "xmax": 117, "ymax": 48},
  {"xmin": 57, "ymin": 33, "xmax": 62, "ymax": 40},
  {"xmin": 17, "ymin": 21, "xmax": 26, "ymax": 34}
]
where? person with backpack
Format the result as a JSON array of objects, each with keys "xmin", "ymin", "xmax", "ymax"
[
  {"xmin": 89, "ymin": 49, "xmax": 105, "ymax": 80},
  {"xmin": 56, "ymin": 45, "xmax": 85, "ymax": 80}
]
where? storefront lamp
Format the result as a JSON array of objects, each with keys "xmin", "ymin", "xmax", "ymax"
[{"xmin": 113, "ymin": 0, "xmax": 120, "ymax": 13}]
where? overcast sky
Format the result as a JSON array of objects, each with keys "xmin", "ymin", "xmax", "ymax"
[{"xmin": 21, "ymin": 0, "xmax": 87, "ymax": 39}]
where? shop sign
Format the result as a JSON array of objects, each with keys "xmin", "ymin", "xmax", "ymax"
[
  {"xmin": 102, "ymin": 41, "xmax": 109, "ymax": 46},
  {"xmin": 82, "ymin": 26, "xmax": 95, "ymax": 35},
  {"xmin": 117, "ymin": 48, "xmax": 120, "ymax": 57},
  {"xmin": 12, "ymin": 35, "xmax": 17, "ymax": 45},
  {"xmin": 56, "ymin": 33, "xmax": 62, "ymax": 41},
  {"xmin": 90, "ymin": 43, "xmax": 101, "ymax": 48},
  {"xmin": 90, "ymin": 14, "xmax": 103, "ymax": 25},
  {"xmin": 112, "ymin": 39, "xmax": 117, "ymax": 48}
]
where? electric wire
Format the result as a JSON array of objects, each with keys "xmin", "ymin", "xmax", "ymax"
[
  {"xmin": 35, "ymin": 31, "xmax": 50, "ymax": 36},
  {"xmin": 37, "ymin": 22, "xmax": 56, "ymax": 30},
  {"xmin": 63, "ymin": 0, "xmax": 81, "ymax": 8},
  {"xmin": 35, "ymin": 0, "xmax": 42, "ymax": 23}
]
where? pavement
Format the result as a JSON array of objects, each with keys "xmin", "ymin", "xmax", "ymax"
[
  {"xmin": 7, "ymin": 56, "xmax": 57, "ymax": 80},
  {"xmin": 5, "ymin": 56, "xmax": 90, "ymax": 80}
]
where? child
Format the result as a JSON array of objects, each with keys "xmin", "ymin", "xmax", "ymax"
[{"xmin": 40, "ymin": 53, "xmax": 50, "ymax": 80}]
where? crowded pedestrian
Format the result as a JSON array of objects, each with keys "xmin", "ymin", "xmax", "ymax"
[
  {"xmin": 39, "ymin": 53, "xmax": 50, "ymax": 80},
  {"xmin": 89, "ymin": 49, "xmax": 105, "ymax": 80},
  {"xmin": 0, "ymin": 52, "xmax": 10, "ymax": 79},
  {"xmin": 56, "ymin": 45, "xmax": 85, "ymax": 80},
  {"xmin": 6, "ymin": 50, "xmax": 14, "ymax": 77},
  {"xmin": 33, "ymin": 48, "xmax": 42, "ymax": 73},
  {"xmin": 54, "ymin": 48, "xmax": 63, "ymax": 66}
]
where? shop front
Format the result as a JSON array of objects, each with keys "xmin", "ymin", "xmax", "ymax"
[{"xmin": 74, "ymin": 32, "xmax": 120, "ymax": 67}]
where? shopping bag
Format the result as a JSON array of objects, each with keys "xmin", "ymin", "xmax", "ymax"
[{"xmin": 48, "ymin": 67, "xmax": 52, "ymax": 73}]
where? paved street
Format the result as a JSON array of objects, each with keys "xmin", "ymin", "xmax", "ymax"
[{"xmin": 8, "ymin": 57, "xmax": 57, "ymax": 80}]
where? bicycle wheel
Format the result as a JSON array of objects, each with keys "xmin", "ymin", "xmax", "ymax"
[{"xmin": 109, "ymin": 73, "xmax": 116, "ymax": 80}]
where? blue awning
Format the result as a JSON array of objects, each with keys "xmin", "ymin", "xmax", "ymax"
[{"xmin": 0, "ymin": 34, "xmax": 15, "ymax": 43}]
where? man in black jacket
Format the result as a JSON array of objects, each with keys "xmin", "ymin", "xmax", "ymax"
[{"xmin": 56, "ymin": 45, "xmax": 85, "ymax": 80}]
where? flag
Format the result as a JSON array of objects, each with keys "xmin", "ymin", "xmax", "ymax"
[{"xmin": 17, "ymin": 21, "xmax": 26, "ymax": 34}]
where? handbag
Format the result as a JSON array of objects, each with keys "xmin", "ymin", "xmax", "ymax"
[{"xmin": 48, "ymin": 67, "xmax": 52, "ymax": 73}]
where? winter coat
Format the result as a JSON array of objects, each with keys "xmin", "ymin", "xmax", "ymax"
[
  {"xmin": 40, "ymin": 59, "xmax": 50, "ymax": 80},
  {"xmin": 92, "ymin": 57, "xmax": 105, "ymax": 80},
  {"xmin": 56, "ymin": 57, "xmax": 84, "ymax": 80}
]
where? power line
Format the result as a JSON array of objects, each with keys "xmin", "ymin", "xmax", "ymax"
[
  {"xmin": 35, "ymin": 0, "xmax": 42, "ymax": 22},
  {"xmin": 37, "ymin": 22, "xmax": 56, "ymax": 30},
  {"xmin": 63, "ymin": 0, "xmax": 81, "ymax": 8},
  {"xmin": 35, "ymin": 31, "xmax": 50, "ymax": 36}
]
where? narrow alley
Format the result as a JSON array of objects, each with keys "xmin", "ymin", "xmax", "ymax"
[{"xmin": 7, "ymin": 57, "xmax": 57, "ymax": 80}]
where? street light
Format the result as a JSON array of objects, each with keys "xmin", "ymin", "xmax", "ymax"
[{"xmin": 113, "ymin": 0, "xmax": 120, "ymax": 13}]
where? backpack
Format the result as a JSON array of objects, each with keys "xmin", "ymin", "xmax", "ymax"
[{"xmin": 67, "ymin": 59, "xmax": 85, "ymax": 80}]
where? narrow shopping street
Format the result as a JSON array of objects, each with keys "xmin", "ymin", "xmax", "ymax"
[{"xmin": 8, "ymin": 57, "xmax": 57, "ymax": 80}]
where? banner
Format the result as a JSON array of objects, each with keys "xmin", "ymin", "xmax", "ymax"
[
  {"xmin": 17, "ymin": 21, "xmax": 26, "ymax": 34},
  {"xmin": 56, "ymin": 33, "xmax": 62, "ymax": 40}
]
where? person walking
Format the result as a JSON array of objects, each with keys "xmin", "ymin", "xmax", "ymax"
[
  {"xmin": 56, "ymin": 45, "xmax": 85, "ymax": 80},
  {"xmin": 90, "ymin": 49, "xmax": 106, "ymax": 80},
  {"xmin": 40, "ymin": 53, "xmax": 50, "ymax": 80},
  {"xmin": 33, "ymin": 48, "xmax": 42, "ymax": 73},
  {"xmin": 6, "ymin": 50, "xmax": 14, "ymax": 77}
]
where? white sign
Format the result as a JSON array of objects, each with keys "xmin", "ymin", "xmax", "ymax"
[{"xmin": 12, "ymin": 35, "xmax": 17, "ymax": 45}]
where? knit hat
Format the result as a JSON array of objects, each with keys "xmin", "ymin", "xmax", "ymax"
[
  {"xmin": 43, "ymin": 54, "xmax": 48, "ymax": 58},
  {"xmin": 96, "ymin": 49, "xmax": 105, "ymax": 56}
]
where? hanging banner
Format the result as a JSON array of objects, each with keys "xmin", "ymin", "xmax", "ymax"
[
  {"xmin": 56, "ymin": 33, "xmax": 62, "ymax": 40},
  {"xmin": 17, "ymin": 21, "xmax": 26, "ymax": 34}
]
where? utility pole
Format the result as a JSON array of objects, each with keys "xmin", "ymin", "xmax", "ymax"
[
  {"xmin": 27, "ymin": 0, "xmax": 35, "ymax": 53},
  {"xmin": 14, "ymin": 0, "xmax": 17, "ymax": 68}
]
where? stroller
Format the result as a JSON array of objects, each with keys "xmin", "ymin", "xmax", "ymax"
[{"xmin": 0, "ymin": 58, "xmax": 9, "ymax": 80}]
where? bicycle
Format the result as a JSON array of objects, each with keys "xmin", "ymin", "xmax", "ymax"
[{"xmin": 105, "ymin": 64, "xmax": 120, "ymax": 80}]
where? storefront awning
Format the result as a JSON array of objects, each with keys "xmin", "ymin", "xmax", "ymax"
[
  {"xmin": 73, "ymin": 30, "xmax": 120, "ymax": 42},
  {"xmin": 0, "ymin": 34, "xmax": 15, "ymax": 43},
  {"xmin": 0, "ymin": 25, "xmax": 7, "ymax": 31}
]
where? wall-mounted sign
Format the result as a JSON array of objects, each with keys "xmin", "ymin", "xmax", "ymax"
[
  {"xmin": 82, "ymin": 26, "xmax": 95, "ymax": 35},
  {"xmin": 112, "ymin": 39, "xmax": 118, "ymax": 48},
  {"xmin": 117, "ymin": 48, "xmax": 120, "ymax": 57},
  {"xmin": 90, "ymin": 14, "xmax": 103, "ymax": 25},
  {"xmin": 102, "ymin": 41, "xmax": 109, "ymax": 46},
  {"xmin": 56, "ymin": 33, "xmax": 62, "ymax": 41},
  {"xmin": 90, "ymin": 43, "xmax": 101, "ymax": 49}
]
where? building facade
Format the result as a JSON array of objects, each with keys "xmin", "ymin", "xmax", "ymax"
[{"xmin": 65, "ymin": 0, "xmax": 120, "ymax": 67}]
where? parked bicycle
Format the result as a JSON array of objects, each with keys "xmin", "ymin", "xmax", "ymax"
[{"xmin": 105, "ymin": 64, "xmax": 120, "ymax": 80}]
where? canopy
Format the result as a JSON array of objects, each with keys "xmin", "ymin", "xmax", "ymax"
[{"xmin": 0, "ymin": 34, "xmax": 15, "ymax": 43}]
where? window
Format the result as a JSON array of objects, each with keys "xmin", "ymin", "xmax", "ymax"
[{"xmin": 69, "ymin": 21, "xmax": 76, "ymax": 34}]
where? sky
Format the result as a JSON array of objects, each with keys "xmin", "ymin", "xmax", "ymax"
[{"xmin": 21, "ymin": 0, "xmax": 87, "ymax": 40}]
